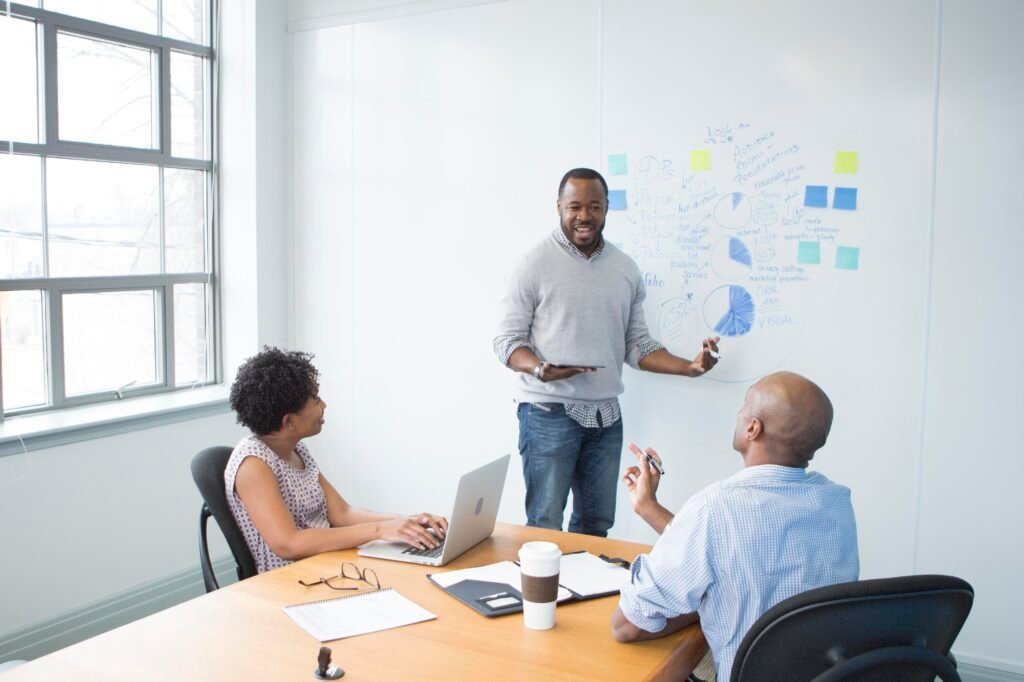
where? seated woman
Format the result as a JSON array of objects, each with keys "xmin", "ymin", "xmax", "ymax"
[{"xmin": 226, "ymin": 347, "xmax": 448, "ymax": 573}]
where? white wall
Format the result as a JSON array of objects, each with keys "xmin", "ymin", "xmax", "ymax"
[
  {"xmin": 288, "ymin": 0, "xmax": 1024, "ymax": 675},
  {"xmin": 915, "ymin": 0, "xmax": 1024, "ymax": 673},
  {"xmin": 221, "ymin": 0, "xmax": 291, "ymax": 376},
  {"xmin": 0, "ymin": 413, "xmax": 246, "ymax": 635}
]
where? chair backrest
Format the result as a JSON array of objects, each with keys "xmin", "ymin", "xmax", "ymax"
[
  {"xmin": 190, "ymin": 445, "xmax": 258, "ymax": 591},
  {"xmin": 730, "ymin": 575, "xmax": 974, "ymax": 682}
]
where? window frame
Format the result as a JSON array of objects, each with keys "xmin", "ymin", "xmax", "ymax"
[{"xmin": 0, "ymin": 1, "xmax": 219, "ymax": 420}]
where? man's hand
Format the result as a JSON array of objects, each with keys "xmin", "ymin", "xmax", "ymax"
[
  {"xmin": 687, "ymin": 336, "xmax": 721, "ymax": 376},
  {"xmin": 536, "ymin": 362, "xmax": 596, "ymax": 383},
  {"xmin": 507, "ymin": 349, "xmax": 596, "ymax": 383},
  {"xmin": 623, "ymin": 442, "xmax": 662, "ymax": 512},
  {"xmin": 622, "ymin": 442, "xmax": 675, "ymax": 534}
]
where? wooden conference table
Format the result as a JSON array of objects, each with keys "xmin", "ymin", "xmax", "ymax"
[{"xmin": 5, "ymin": 524, "xmax": 707, "ymax": 681}]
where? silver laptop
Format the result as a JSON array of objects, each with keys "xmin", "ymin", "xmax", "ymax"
[{"xmin": 358, "ymin": 454, "xmax": 510, "ymax": 567}]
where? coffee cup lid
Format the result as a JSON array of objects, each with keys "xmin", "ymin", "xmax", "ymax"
[{"xmin": 518, "ymin": 541, "xmax": 561, "ymax": 560}]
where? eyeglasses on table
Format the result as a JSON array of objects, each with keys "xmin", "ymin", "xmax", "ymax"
[{"xmin": 298, "ymin": 562, "xmax": 382, "ymax": 591}]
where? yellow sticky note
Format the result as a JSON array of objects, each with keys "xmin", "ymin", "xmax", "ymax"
[
  {"xmin": 835, "ymin": 151, "xmax": 858, "ymax": 174},
  {"xmin": 690, "ymin": 149, "xmax": 712, "ymax": 172}
]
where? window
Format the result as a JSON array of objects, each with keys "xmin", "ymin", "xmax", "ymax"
[{"xmin": 0, "ymin": 1, "xmax": 216, "ymax": 418}]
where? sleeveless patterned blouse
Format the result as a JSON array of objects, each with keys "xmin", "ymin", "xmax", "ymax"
[{"xmin": 225, "ymin": 435, "xmax": 331, "ymax": 573}]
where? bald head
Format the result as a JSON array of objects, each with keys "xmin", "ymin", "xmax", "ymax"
[{"xmin": 734, "ymin": 372, "xmax": 833, "ymax": 466}]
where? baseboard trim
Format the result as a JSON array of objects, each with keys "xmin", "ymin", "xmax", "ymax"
[
  {"xmin": 0, "ymin": 556, "xmax": 237, "ymax": 662},
  {"xmin": 959, "ymin": 659, "xmax": 1024, "ymax": 682}
]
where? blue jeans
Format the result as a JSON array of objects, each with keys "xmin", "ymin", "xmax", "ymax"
[{"xmin": 517, "ymin": 402, "xmax": 623, "ymax": 537}]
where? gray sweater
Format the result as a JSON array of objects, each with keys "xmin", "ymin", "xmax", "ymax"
[{"xmin": 494, "ymin": 233, "xmax": 663, "ymax": 404}]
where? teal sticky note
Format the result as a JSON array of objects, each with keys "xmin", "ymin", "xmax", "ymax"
[
  {"xmin": 797, "ymin": 241, "xmax": 821, "ymax": 265},
  {"xmin": 608, "ymin": 154, "xmax": 628, "ymax": 175},
  {"xmin": 804, "ymin": 185, "xmax": 828, "ymax": 208},
  {"xmin": 608, "ymin": 189, "xmax": 627, "ymax": 210},
  {"xmin": 833, "ymin": 187, "xmax": 857, "ymax": 210},
  {"xmin": 836, "ymin": 246, "xmax": 860, "ymax": 270}
]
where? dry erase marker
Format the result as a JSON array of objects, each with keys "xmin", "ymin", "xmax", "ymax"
[{"xmin": 646, "ymin": 453, "xmax": 665, "ymax": 476}]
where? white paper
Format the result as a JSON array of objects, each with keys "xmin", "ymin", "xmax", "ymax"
[
  {"xmin": 284, "ymin": 589, "xmax": 436, "ymax": 642},
  {"xmin": 558, "ymin": 552, "xmax": 630, "ymax": 598},
  {"xmin": 431, "ymin": 561, "xmax": 573, "ymax": 602}
]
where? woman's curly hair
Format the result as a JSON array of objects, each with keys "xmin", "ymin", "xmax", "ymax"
[{"xmin": 229, "ymin": 347, "xmax": 320, "ymax": 436}]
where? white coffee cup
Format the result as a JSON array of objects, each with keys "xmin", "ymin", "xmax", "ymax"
[{"xmin": 518, "ymin": 541, "xmax": 562, "ymax": 630}]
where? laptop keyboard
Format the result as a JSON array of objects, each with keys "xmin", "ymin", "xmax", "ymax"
[{"xmin": 402, "ymin": 540, "xmax": 446, "ymax": 558}]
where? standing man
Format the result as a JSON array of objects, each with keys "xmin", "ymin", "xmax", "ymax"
[{"xmin": 493, "ymin": 167, "xmax": 719, "ymax": 537}]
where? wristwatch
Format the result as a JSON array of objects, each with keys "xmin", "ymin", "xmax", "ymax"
[{"xmin": 532, "ymin": 363, "xmax": 544, "ymax": 380}]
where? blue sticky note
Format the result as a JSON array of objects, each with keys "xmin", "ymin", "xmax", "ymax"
[
  {"xmin": 836, "ymin": 246, "xmax": 860, "ymax": 270},
  {"xmin": 608, "ymin": 189, "xmax": 628, "ymax": 210},
  {"xmin": 804, "ymin": 185, "xmax": 828, "ymax": 208},
  {"xmin": 797, "ymin": 241, "xmax": 820, "ymax": 265},
  {"xmin": 833, "ymin": 187, "xmax": 857, "ymax": 210},
  {"xmin": 608, "ymin": 154, "xmax": 628, "ymax": 176}
]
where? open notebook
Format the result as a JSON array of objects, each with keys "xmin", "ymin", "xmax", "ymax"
[
  {"xmin": 284, "ymin": 588, "xmax": 436, "ymax": 641},
  {"xmin": 428, "ymin": 551, "xmax": 630, "ymax": 617}
]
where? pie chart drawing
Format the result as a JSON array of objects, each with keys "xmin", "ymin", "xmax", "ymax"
[
  {"xmin": 713, "ymin": 192, "xmax": 752, "ymax": 230},
  {"xmin": 704, "ymin": 285, "xmax": 755, "ymax": 337},
  {"xmin": 711, "ymin": 236, "xmax": 753, "ymax": 280}
]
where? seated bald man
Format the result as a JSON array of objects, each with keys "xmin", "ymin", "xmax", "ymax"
[{"xmin": 612, "ymin": 372, "xmax": 859, "ymax": 682}]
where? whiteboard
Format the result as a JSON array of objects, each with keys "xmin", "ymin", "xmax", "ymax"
[{"xmin": 600, "ymin": 0, "xmax": 938, "ymax": 563}]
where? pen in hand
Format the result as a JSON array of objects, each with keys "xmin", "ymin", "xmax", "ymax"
[{"xmin": 628, "ymin": 441, "xmax": 666, "ymax": 476}]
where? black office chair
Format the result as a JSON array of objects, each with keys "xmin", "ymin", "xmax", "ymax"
[
  {"xmin": 729, "ymin": 574, "xmax": 974, "ymax": 681},
  {"xmin": 190, "ymin": 445, "xmax": 258, "ymax": 592}
]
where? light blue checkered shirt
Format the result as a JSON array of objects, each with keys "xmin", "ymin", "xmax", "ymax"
[{"xmin": 619, "ymin": 464, "xmax": 859, "ymax": 678}]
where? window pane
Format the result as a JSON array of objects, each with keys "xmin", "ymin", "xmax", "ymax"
[
  {"xmin": 0, "ymin": 16, "xmax": 40, "ymax": 143},
  {"xmin": 43, "ymin": 1, "xmax": 157, "ymax": 35},
  {"xmin": 165, "ymin": 168, "xmax": 206, "ymax": 273},
  {"xmin": 171, "ymin": 51, "xmax": 207, "ymax": 159},
  {"xmin": 47, "ymin": 158, "xmax": 160, "ymax": 276},
  {"xmin": 63, "ymin": 290, "xmax": 158, "ymax": 397},
  {"xmin": 0, "ymin": 155, "xmax": 44, "ymax": 278},
  {"xmin": 163, "ymin": 0, "xmax": 207, "ymax": 45},
  {"xmin": 174, "ymin": 284, "xmax": 207, "ymax": 385},
  {"xmin": 57, "ymin": 32, "xmax": 158, "ymax": 149},
  {"xmin": 0, "ymin": 291, "xmax": 48, "ymax": 411}
]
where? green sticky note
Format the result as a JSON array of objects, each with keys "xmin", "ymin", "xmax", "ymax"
[
  {"xmin": 797, "ymin": 241, "xmax": 821, "ymax": 265},
  {"xmin": 608, "ymin": 154, "xmax": 628, "ymax": 175},
  {"xmin": 835, "ymin": 151, "xmax": 858, "ymax": 174},
  {"xmin": 836, "ymin": 246, "xmax": 860, "ymax": 270},
  {"xmin": 690, "ymin": 149, "xmax": 712, "ymax": 172}
]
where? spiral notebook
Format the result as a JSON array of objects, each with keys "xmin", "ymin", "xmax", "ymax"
[{"xmin": 283, "ymin": 588, "xmax": 436, "ymax": 641}]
